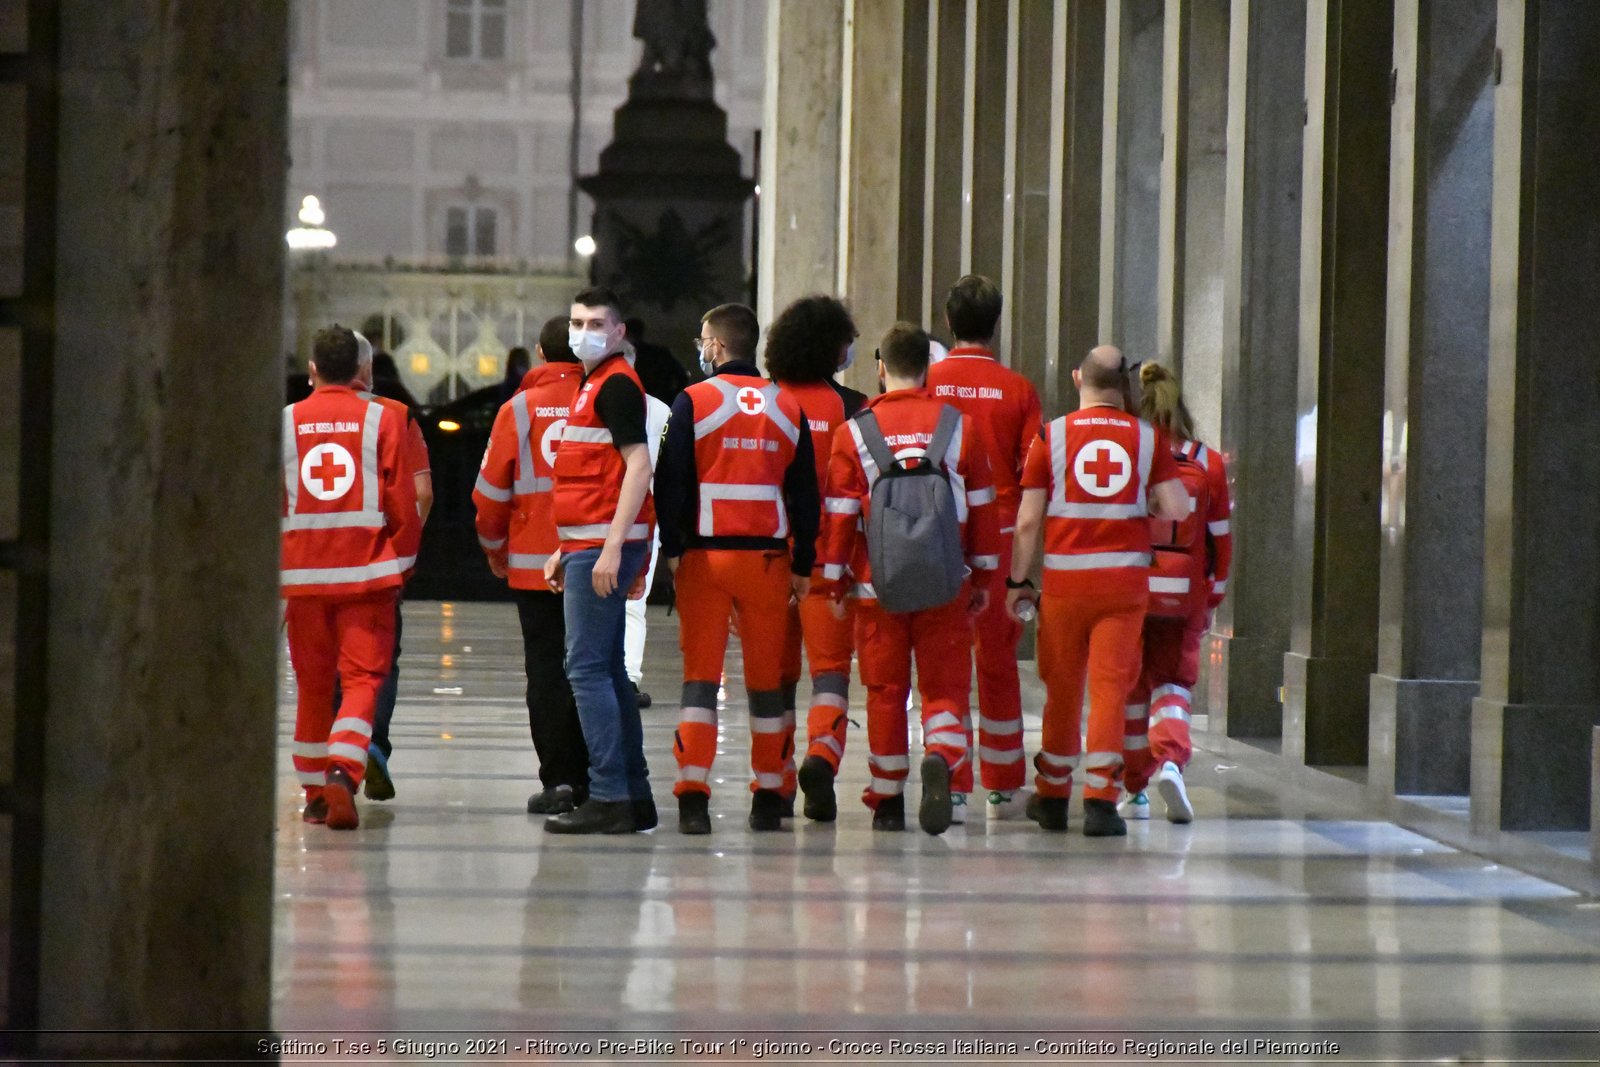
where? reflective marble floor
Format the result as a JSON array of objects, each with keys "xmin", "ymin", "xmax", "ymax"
[{"xmin": 274, "ymin": 601, "xmax": 1600, "ymax": 1062}]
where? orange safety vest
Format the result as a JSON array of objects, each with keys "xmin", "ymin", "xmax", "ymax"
[
  {"xmin": 473, "ymin": 362, "xmax": 582, "ymax": 589},
  {"xmin": 1039, "ymin": 408, "xmax": 1160, "ymax": 597},
  {"xmin": 280, "ymin": 385, "xmax": 415, "ymax": 597},
  {"xmin": 551, "ymin": 353, "xmax": 656, "ymax": 551},
  {"xmin": 687, "ymin": 373, "xmax": 803, "ymax": 538}
]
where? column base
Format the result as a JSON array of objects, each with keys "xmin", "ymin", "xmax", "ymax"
[
  {"xmin": 1470, "ymin": 698, "xmax": 1600, "ymax": 832},
  {"xmin": 1203, "ymin": 631, "xmax": 1285, "ymax": 739},
  {"xmin": 1282, "ymin": 651, "xmax": 1370, "ymax": 767},
  {"xmin": 1368, "ymin": 673, "xmax": 1475, "ymax": 799}
]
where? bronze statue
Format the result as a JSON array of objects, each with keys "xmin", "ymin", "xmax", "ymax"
[{"xmin": 631, "ymin": 0, "xmax": 716, "ymax": 99}]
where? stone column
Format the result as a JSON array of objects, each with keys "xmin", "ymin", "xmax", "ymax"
[
  {"xmin": 757, "ymin": 0, "xmax": 844, "ymax": 327},
  {"xmin": 1203, "ymin": 0, "xmax": 1305, "ymax": 740},
  {"xmin": 1098, "ymin": 0, "xmax": 1163, "ymax": 356},
  {"xmin": 39, "ymin": 1, "xmax": 286, "ymax": 1056},
  {"xmin": 920, "ymin": 0, "xmax": 967, "ymax": 330},
  {"xmin": 1176, "ymin": 0, "xmax": 1229, "ymax": 440},
  {"xmin": 1367, "ymin": 0, "xmax": 1494, "ymax": 801},
  {"xmin": 1154, "ymin": 0, "xmax": 1189, "ymax": 370},
  {"xmin": 960, "ymin": 0, "xmax": 1007, "ymax": 289},
  {"xmin": 1054, "ymin": 0, "xmax": 1108, "ymax": 406},
  {"xmin": 1472, "ymin": 0, "xmax": 1600, "ymax": 832},
  {"xmin": 895, "ymin": 0, "xmax": 931, "ymax": 324}
]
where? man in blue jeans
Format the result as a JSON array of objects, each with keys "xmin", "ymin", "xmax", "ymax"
[{"xmin": 542, "ymin": 286, "xmax": 658, "ymax": 834}]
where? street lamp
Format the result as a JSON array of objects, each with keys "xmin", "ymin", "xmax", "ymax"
[{"xmin": 287, "ymin": 195, "xmax": 337, "ymax": 250}]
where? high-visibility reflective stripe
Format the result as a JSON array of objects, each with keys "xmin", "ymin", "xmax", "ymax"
[
  {"xmin": 361, "ymin": 400, "xmax": 383, "ymax": 514},
  {"xmin": 474, "ymin": 473, "xmax": 513, "ymax": 502},
  {"xmin": 1149, "ymin": 576, "xmax": 1191, "ymax": 594},
  {"xmin": 1081, "ymin": 750, "xmax": 1123, "ymax": 770},
  {"xmin": 869, "ymin": 753, "xmax": 910, "ymax": 772},
  {"xmin": 926, "ymin": 730, "xmax": 968, "ymax": 751},
  {"xmin": 696, "ymin": 378, "xmax": 801, "ymax": 445},
  {"xmin": 1136, "ymin": 420, "xmax": 1153, "ymax": 497},
  {"xmin": 281, "ymin": 407, "xmax": 299, "ymax": 512},
  {"xmin": 811, "ymin": 692, "xmax": 848, "ymax": 710},
  {"xmin": 1211, "ymin": 579, "xmax": 1227, "ymax": 594},
  {"xmin": 507, "ymin": 552, "xmax": 549, "ymax": 570},
  {"xmin": 853, "ymin": 582, "xmax": 877, "ymax": 600},
  {"xmin": 478, "ymin": 534, "xmax": 507, "ymax": 550},
  {"xmin": 1209, "ymin": 519, "xmax": 1231, "ymax": 535},
  {"xmin": 1036, "ymin": 767, "xmax": 1072, "ymax": 786},
  {"xmin": 967, "ymin": 486, "xmax": 996, "ymax": 506},
  {"xmin": 816, "ymin": 735, "xmax": 845, "ymax": 757},
  {"xmin": 292, "ymin": 741, "xmax": 327, "ymax": 759},
  {"xmin": 869, "ymin": 776, "xmax": 906, "ymax": 794},
  {"xmin": 1043, "ymin": 551, "xmax": 1152, "ymax": 571},
  {"xmin": 1150, "ymin": 706, "xmax": 1192, "ymax": 727},
  {"xmin": 1123, "ymin": 735, "xmax": 1151, "ymax": 751},
  {"xmin": 749, "ymin": 716, "xmax": 789, "ymax": 734},
  {"xmin": 693, "ymin": 378, "xmax": 744, "ymax": 439},
  {"xmin": 512, "ymin": 392, "xmax": 546, "ymax": 495},
  {"xmin": 978, "ymin": 745, "xmax": 1024, "ymax": 764},
  {"xmin": 328, "ymin": 741, "xmax": 369, "ymax": 765},
  {"xmin": 680, "ymin": 706, "xmax": 718, "ymax": 726},
  {"xmin": 1047, "ymin": 501, "xmax": 1147, "ymax": 519},
  {"xmin": 698, "ymin": 482, "xmax": 787, "ymax": 538},
  {"xmin": 977, "ymin": 715, "xmax": 1023, "ymax": 736},
  {"xmin": 282, "ymin": 557, "xmax": 405, "ymax": 587},
  {"xmin": 825, "ymin": 496, "xmax": 862, "ymax": 514},
  {"xmin": 331, "ymin": 716, "xmax": 373, "ymax": 739},
  {"xmin": 1083, "ymin": 771, "xmax": 1113, "ymax": 789},
  {"xmin": 1152, "ymin": 683, "xmax": 1191, "ymax": 702},
  {"xmin": 562, "ymin": 425, "xmax": 614, "ymax": 444},
  {"xmin": 557, "ymin": 522, "xmax": 651, "ymax": 541},
  {"xmin": 396, "ymin": 554, "xmax": 417, "ymax": 572},
  {"xmin": 821, "ymin": 563, "xmax": 845, "ymax": 581},
  {"xmin": 1125, "ymin": 703, "xmax": 1149, "ymax": 720},
  {"xmin": 969, "ymin": 554, "xmax": 1000, "ymax": 570},
  {"xmin": 296, "ymin": 770, "xmax": 324, "ymax": 786},
  {"xmin": 1036, "ymin": 750, "xmax": 1080, "ymax": 771},
  {"xmin": 924, "ymin": 711, "xmax": 962, "ymax": 733},
  {"xmin": 754, "ymin": 772, "xmax": 786, "ymax": 789},
  {"xmin": 1048, "ymin": 416, "xmax": 1068, "ymax": 505},
  {"xmin": 678, "ymin": 765, "xmax": 711, "ymax": 783},
  {"xmin": 848, "ymin": 420, "xmax": 879, "ymax": 486},
  {"xmin": 282, "ymin": 510, "xmax": 385, "ymax": 531}
]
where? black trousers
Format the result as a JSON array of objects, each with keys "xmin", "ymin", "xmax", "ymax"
[{"xmin": 512, "ymin": 588, "xmax": 589, "ymax": 796}]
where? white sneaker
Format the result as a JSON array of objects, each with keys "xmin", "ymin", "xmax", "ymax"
[
  {"xmin": 950, "ymin": 792, "xmax": 968, "ymax": 824},
  {"xmin": 1155, "ymin": 761, "xmax": 1193, "ymax": 824},
  {"xmin": 1118, "ymin": 790, "xmax": 1151, "ymax": 821},
  {"xmin": 986, "ymin": 788, "xmax": 1032, "ymax": 821}
]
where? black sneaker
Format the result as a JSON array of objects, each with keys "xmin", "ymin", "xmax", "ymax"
[
  {"xmin": 797, "ymin": 755, "xmax": 838, "ymax": 822},
  {"xmin": 918, "ymin": 754, "xmax": 953, "ymax": 836},
  {"xmin": 545, "ymin": 798, "xmax": 636, "ymax": 835},
  {"xmin": 678, "ymin": 791, "xmax": 711, "ymax": 835},
  {"xmin": 1082, "ymin": 798, "xmax": 1127, "ymax": 837},
  {"xmin": 363, "ymin": 746, "xmax": 395, "ymax": 801},
  {"xmin": 749, "ymin": 789, "xmax": 785, "ymax": 832},
  {"xmin": 1027, "ymin": 793, "xmax": 1069, "ymax": 832},
  {"xmin": 632, "ymin": 795, "xmax": 659, "ymax": 831},
  {"xmin": 633, "ymin": 682, "xmax": 652, "ymax": 709},
  {"xmin": 527, "ymin": 784, "xmax": 577, "ymax": 815},
  {"xmin": 872, "ymin": 795, "xmax": 906, "ymax": 832}
]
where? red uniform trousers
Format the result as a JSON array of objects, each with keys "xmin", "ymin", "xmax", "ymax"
[
  {"xmin": 972, "ymin": 535, "xmax": 1026, "ymax": 791},
  {"xmin": 1122, "ymin": 611, "xmax": 1204, "ymax": 793},
  {"xmin": 854, "ymin": 593, "xmax": 973, "ymax": 810},
  {"xmin": 1034, "ymin": 588, "xmax": 1146, "ymax": 803},
  {"xmin": 781, "ymin": 593, "xmax": 856, "ymax": 772},
  {"xmin": 286, "ymin": 588, "xmax": 399, "ymax": 799},
  {"xmin": 673, "ymin": 548, "xmax": 795, "ymax": 796}
]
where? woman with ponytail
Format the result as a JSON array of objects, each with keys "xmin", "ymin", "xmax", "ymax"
[{"xmin": 1119, "ymin": 362, "xmax": 1233, "ymax": 824}]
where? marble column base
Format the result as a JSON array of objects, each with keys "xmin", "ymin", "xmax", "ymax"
[
  {"xmin": 1470, "ymin": 698, "xmax": 1600, "ymax": 832},
  {"xmin": 1368, "ymin": 674, "xmax": 1475, "ymax": 799},
  {"xmin": 1282, "ymin": 651, "xmax": 1369, "ymax": 767},
  {"xmin": 1204, "ymin": 632, "xmax": 1285, "ymax": 739}
]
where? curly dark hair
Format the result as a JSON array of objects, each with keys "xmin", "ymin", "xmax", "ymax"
[{"xmin": 763, "ymin": 294, "xmax": 857, "ymax": 384}]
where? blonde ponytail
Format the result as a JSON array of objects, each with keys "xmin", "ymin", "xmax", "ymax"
[{"xmin": 1138, "ymin": 362, "xmax": 1195, "ymax": 441}]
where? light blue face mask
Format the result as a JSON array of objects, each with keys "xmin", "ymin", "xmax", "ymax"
[{"xmin": 839, "ymin": 341, "xmax": 857, "ymax": 372}]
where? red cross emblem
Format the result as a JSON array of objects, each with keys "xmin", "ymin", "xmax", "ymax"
[
  {"xmin": 736, "ymin": 386, "xmax": 767, "ymax": 416},
  {"xmin": 300, "ymin": 443, "xmax": 356, "ymax": 500},
  {"xmin": 1073, "ymin": 440, "xmax": 1133, "ymax": 498}
]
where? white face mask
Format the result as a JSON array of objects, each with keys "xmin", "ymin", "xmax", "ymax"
[
  {"xmin": 568, "ymin": 327, "xmax": 614, "ymax": 370},
  {"xmin": 839, "ymin": 341, "xmax": 857, "ymax": 373}
]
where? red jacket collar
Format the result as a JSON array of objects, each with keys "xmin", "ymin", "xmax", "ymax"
[
  {"xmin": 863, "ymin": 386, "xmax": 935, "ymax": 411},
  {"xmin": 947, "ymin": 345, "xmax": 996, "ymax": 360},
  {"xmin": 518, "ymin": 361, "xmax": 581, "ymax": 393}
]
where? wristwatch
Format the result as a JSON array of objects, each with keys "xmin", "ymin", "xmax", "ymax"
[{"xmin": 1004, "ymin": 576, "xmax": 1035, "ymax": 590}]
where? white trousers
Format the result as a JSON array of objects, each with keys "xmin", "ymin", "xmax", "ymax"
[{"xmin": 623, "ymin": 529, "xmax": 661, "ymax": 685}]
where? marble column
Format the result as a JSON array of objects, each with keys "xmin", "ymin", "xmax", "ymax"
[
  {"xmin": 757, "ymin": 0, "xmax": 844, "ymax": 328},
  {"xmin": 1203, "ymin": 0, "xmax": 1305, "ymax": 740},
  {"xmin": 920, "ymin": 0, "xmax": 967, "ymax": 330},
  {"xmin": 1176, "ymin": 0, "xmax": 1229, "ymax": 441},
  {"xmin": 38, "ymin": 1, "xmax": 286, "ymax": 1056},
  {"xmin": 1368, "ymin": 0, "xmax": 1493, "ymax": 801},
  {"xmin": 1098, "ymin": 0, "xmax": 1163, "ymax": 357},
  {"xmin": 1472, "ymin": 0, "xmax": 1600, "ymax": 832},
  {"xmin": 1282, "ymin": 0, "xmax": 1392, "ymax": 769},
  {"xmin": 895, "ymin": 0, "xmax": 930, "ymax": 324},
  {"xmin": 1592, "ymin": 727, "xmax": 1600, "ymax": 863},
  {"xmin": 960, "ymin": 0, "xmax": 1007, "ymax": 289}
]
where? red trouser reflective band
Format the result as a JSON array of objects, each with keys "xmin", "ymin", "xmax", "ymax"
[
  {"xmin": 1123, "ymin": 613, "xmax": 1202, "ymax": 793},
  {"xmin": 972, "ymin": 539, "xmax": 1025, "ymax": 791},
  {"xmin": 285, "ymin": 588, "xmax": 399, "ymax": 795}
]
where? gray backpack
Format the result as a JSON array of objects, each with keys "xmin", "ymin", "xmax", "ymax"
[{"xmin": 855, "ymin": 404, "xmax": 966, "ymax": 613}]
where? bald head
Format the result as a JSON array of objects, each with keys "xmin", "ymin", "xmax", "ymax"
[{"xmin": 1079, "ymin": 345, "xmax": 1127, "ymax": 392}]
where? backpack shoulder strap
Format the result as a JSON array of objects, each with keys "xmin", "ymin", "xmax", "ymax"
[
  {"xmin": 853, "ymin": 410, "xmax": 899, "ymax": 475},
  {"xmin": 926, "ymin": 404, "xmax": 961, "ymax": 473}
]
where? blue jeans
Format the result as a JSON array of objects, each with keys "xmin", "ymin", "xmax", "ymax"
[{"xmin": 562, "ymin": 542, "xmax": 651, "ymax": 803}]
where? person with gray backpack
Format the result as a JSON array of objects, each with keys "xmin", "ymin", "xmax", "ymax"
[{"xmin": 815, "ymin": 323, "xmax": 1002, "ymax": 835}]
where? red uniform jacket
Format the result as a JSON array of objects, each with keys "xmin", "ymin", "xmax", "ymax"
[
  {"xmin": 777, "ymin": 378, "xmax": 846, "ymax": 579},
  {"xmin": 551, "ymin": 354, "xmax": 656, "ymax": 553},
  {"xmin": 473, "ymin": 361, "xmax": 583, "ymax": 590},
  {"xmin": 684, "ymin": 373, "xmax": 804, "ymax": 538},
  {"xmin": 280, "ymin": 385, "xmax": 419, "ymax": 597},
  {"xmin": 926, "ymin": 345, "xmax": 1043, "ymax": 529},
  {"xmin": 1020, "ymin": 407, "xmax": 1181, "ymax": 598},
  {"xmin": 818, "ymin": 388, "xmax": 1002, "ymax": 603},
  {"xmin": 360, "ymin": 390, "xmax": 429, "ymax": 580},
  {"xmin": 1182, "ymin": 438, "xmax": 1233, "ymax": 606}
]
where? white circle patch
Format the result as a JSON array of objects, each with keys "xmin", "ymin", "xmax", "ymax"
[
  {"xmin": 1073, "ymin": 441, "xmax": 1133, "ymax": 498},
  {"xmin": 301, "ymin": 442, "xmax": 356, "ymax": 500},
  {"xmin": 735, "ymin": 386, "xmax": 767, "ymax": 416},
  {"xmin": 541, "ymin": 418, "xmax": 567, "ymax": 467}
]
